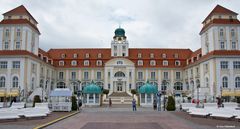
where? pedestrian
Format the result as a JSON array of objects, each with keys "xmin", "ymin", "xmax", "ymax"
[
  {"xmin": 132, "ymin": 98, "xmax": 137, "ymax": 111},
  {"xmin": 78, "ymin": 99, "xmax": 82, "ymax": 111},
  {"xmin": 153, "ymin": 99, "xmax": 157, "ymax": 110},
  {"xmin": 109, "ymin": 98, "xmax": 112, "ymax": 107}
]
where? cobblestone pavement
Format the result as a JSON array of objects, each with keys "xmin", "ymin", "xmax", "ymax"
[
  {"xmin": 0, "ymin": 112, "xmax": 73, "ymax": 129},
  {"xmin": 44, "ymin": 107, "xmax": 240, "ymax": 129}
]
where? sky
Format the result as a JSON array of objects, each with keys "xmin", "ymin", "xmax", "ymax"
[{"xmin": 0, "ymin": 0, "xmax": 239, "ymax": 51}]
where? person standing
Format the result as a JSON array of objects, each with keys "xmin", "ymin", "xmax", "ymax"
[
  {"xmin": 78, "ymin": 99, "xmax": 82, "ymax": 111},
  {"xmin": 132, "ymin": 98, "xmax": 137, "ymax": 111},
  {"xmin": 109, "ymin": 98, "xmax": 112, "ymax": 107},
  {"xmin": 153, "ymin": 99, "xmax": 157, "ymax": 110}
]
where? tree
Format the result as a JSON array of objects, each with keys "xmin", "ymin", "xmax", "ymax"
[
  {"xmin": 72, "ymin": 96, "xmax": 77, "ymax": 111},
  {"xmin": 166, "ymin": 96, "xmax": 176, "ymax": 111},
  {"xmin": 33, "ymin": 95, "xmax": 41, "ymax": 107},
  {"xmin": 131, "ymin": 89, "xmax": 137, "ymax": 95},
  {"xmin": 103, "ymin": 89, "xmax": 109, "ymax": 97}
]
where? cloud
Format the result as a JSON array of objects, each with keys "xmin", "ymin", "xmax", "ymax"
[{"xmin": 0, "ymin": 0, "xmax": 239, "ymax": 51}]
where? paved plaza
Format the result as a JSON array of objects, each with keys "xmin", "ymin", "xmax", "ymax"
[{"xmin": 44, "ymin": 107, "xmax": 240, "ymax": 129}]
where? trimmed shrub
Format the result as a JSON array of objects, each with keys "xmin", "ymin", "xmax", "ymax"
[
  {"xmin": 72, "ymin": 96, "xmax": 77, "ymax": 111},
  {"xmin": 166, "ymin": 96, "xmax": 176, "ymax": 111},
  {"xmin": 131, "ymin": 89, "xmax": 137, "ymax": 95},
  {"xmin": 33, "ymin": 95, "xmax": 41, "ymax": 107}
]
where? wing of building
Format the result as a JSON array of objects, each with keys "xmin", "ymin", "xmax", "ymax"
[{"xmin": 0, "ymin": 5, "xmax": 240, "ymax": 103}]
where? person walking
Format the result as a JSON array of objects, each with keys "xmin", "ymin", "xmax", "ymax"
[
  {"xmin": 78, "ymin": 99, "xmax": 82, "ymax": 111},
  {"xmin": 109, "ymin": 98, "xmax": 112, "ymax": 107},
  {"xmin": 153, "ymin": 99, "xmax": 157, "ymax": 110},
  {"xmin": 132, "ymin": 98, "xmax": 137, "ymax": 111}
]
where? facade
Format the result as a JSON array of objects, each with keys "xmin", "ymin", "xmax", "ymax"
[{"xmin": 0, "ymin": 5, "xmax": 240, "ymax": 103}]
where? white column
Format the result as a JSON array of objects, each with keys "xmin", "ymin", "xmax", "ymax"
[
  {"xmin": 91, "ymin": 69, "xmax": 94, "ymax": 80},
  {"xmin": 110, "ymin": 68, "xmax": 113, "ymax": 93},
  {"xmin": 145, "ymin": 69, "xmax": 148, "ymax": 81},
  {"xmin": 158, "ymin": 70, "xmax": 161, "ymax": 91},
  {"xmin": 131, "ymin": 68, "xmax": 135, "ymax": 89}
]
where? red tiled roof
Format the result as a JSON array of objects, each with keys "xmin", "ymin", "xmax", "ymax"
[
  {"xmin": 3, "ymin": 5, "xmax": 38, "ymax": 24},
  {"xmin": 0, "ymin": 19, "xmax": 40, "ymax": 34},
  {"xmin": 46, "ymin": 48, "xmax": 193, "ymax": 68},
  {"xmin": 185, "ymin": 50, "xmax": 240, "ymax": 68},
  {"xmin": 202, "ymin": 5, "xmax": 238, "ymax": 23},
  {"xmin": 200, "ymin": 19, "xmax": 240, "ymax": 34}
]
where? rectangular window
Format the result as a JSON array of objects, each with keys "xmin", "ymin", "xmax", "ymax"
[
  {"xmin": 0, "ymin": 61, "xmax": 7, "ymax": 69},
  {"xmin": 205, "ymin": 64, "xmax": 208, "ymax": 72},
  {"xmin": 163, "ymin": 72, "xmax": 168, "ymax": 80},
  {"xmin": 232, "ymin": 42, "xmax": 236, "ymax": 49},
  {"xmin": 220, "ymin": 42, "xmax": 225, "ymax": 49},
  {"xmin": 108, "ymin": 72, "xmax": 111, "ymax": 77},
  {"xmin": 71, "ymin": 72, "xmax": 76, "ymax": 80},
  {"xmin": 59, "ymin": 72, "xmax": 64, "ymax": 79},
  {"xmin": 129, "ymin": 72, "xmax": 132, "ymax": 78},
  {"xmin": 97, "ymin": 72, "xmax": 101, "ymax": 80},
  {"xmin": 176, "ymin": 72, "xmax": 181, "ymax": 79},
  {"xmin": 150, "ymin": 72, "xmax": 155, "ymax": 80},
  {"xmin": 15, "ymin": 42, "xmax": 20, "ymax": 50},
  {"xmin": 138, "ymin": 72, "xmax": 143, "ymax": 80},
  {"xmin": 233, "ymin": 61, "xmax": 240, "ymax": 69},
  {"xmin": 122, "ymin": 46, "xmax": 126, "ymax": 50},
  {"xmin": 220, "ymin": 61, "xmax": 228, "ymax": 69},
  {"xmin": 12, "ymin": 61, "xmax": 20, "ymax": 69},
  {"xmin": 4, "ymin": 42, "xmax": 9, "ymax": 50},
  {"xmin": 84, "ymin": 71, "xmax": 89, "ymax": 80}
]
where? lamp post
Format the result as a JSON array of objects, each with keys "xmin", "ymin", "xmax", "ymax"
[
  {"xmin": 157, "ymin": 91, "xmax": 162, "ymax": 111},
  {"xmin": 196, "ymin": 84, "xmax": 200, "ymax": 108}
]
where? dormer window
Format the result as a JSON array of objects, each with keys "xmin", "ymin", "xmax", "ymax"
[
  {"xmin": 150, "ymin": 60, "xmax": 156, "ymax": 66},
  {"xmin": 175, "ymin": 60, "xmax": 181, "ymax": 66},
  {"xmin": 162, "ymin": 53, "xmax": 167, "ymax": 58},
  {"xmin": 61, "ymin": 54, "xmax": 66, "ymax": 59},
  {"xmin": 96, "ymin": 60, "xmax": 102, "ymax": 66},
  {"xmin": 19, "ymin": 16, "xmax": 23, "ymax": 19},
  {"xmin": 98, "ymin": 53, "xmax": 102, "ymax": 58},
  {"xmin": 59, "ymin": 61, "xmax": 64, "ymax": 66},
  {"xmin": 71, "ymin": 60, "xmax": 77, "ymax": 66},
  {"xmin": 117, "ymin": 61, "xmax": 123, "ymax": 65},
  {"xmin": 138, "ymin": 60, "xmax": 143, "ymax": 66},
  {"xmin": 163, "ymin": 60, "xmax": 168, "ymax": 66},
  {"xmin": 8, "ymin": 16, "xmax": 11, "ymax": 19},
  {"xmin": 84, "ymin": 60, "xmax": 89, "ymax": 66},
  {"xmin": 85, "ymin": 53, "xmax": 90, "ymax": 58},
  {"xmin": 150, "ymin": 53, "xmax": 154, "ymax": 58},
  {"xmin": 73, "ymin": 53, "xmax": 78, "ymax": 58},
  {"xmin": 219, "ymin": 15, "xmax": 222, "ymax": 19},
  {"xmin": 138, "ymin": 53, "xmax": 142, "ymax": 58},
  {"xmin": 174, "ymin": 53, "xmax": 179, "ymax": 58}
]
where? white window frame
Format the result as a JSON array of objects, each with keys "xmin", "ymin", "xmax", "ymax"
[
  {"xmin": 12, "ymin": 61, "xmax": 20, "ymax": 69},
  {"xmin": 84, "ymin": 60, "xmax": 89, "ymax": 66},
  {"xmin": 163, "ymin": 60, "xmax": 168, "ymax": 66},
  {"xmin": 71, "ymin": 60, "xmax": 77, "ymax": 66},
  {"xmin": 138, "ymin": 60, "xmax": 143, "ymax": 66},
  {"xmin": 220, "ymin": 61, "xmax": 228, "ymax": 69},
  {"xmin": 59, "ymin": 61, "xmax": 65, "ymax": 66}
]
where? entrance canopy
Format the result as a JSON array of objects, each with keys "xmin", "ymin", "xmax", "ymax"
[
  {"xmin": 50, "ymin": 88, "xmax": 72, "ymax": 97},
  {"xmin": 83, "ymin": 81, "xmax": 102, "ymax": 94},
  {"xmin": 138, "ymin": 81, "xmax": 158, "ymax": 94}
]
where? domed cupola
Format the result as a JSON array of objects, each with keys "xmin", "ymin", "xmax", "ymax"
[{"xmin": 114, "ymin": 27, "xmax": 126, "ymax": 39}]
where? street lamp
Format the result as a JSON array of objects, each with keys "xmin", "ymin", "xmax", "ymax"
[{"xmin": 196, "ymin": 84, "xmax": 200, "ymax": 108}]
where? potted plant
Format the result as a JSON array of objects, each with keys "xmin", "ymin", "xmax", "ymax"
[{"xmin": 166, "ymin": 96, "xmax": 176, "ymax": 111}]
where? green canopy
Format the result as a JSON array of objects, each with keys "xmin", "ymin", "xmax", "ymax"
[
  {"xmin": 83, "ymin": 81, "xmax": 102, "ymax": 94},
  {"xmin": 138, "ymin": 81, "xmax": 158, "ymax": 94}
]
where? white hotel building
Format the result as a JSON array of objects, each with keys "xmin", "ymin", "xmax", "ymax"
[{"xmin": 0, "ymin": 5, "xmax": 240, "ymax": 103}]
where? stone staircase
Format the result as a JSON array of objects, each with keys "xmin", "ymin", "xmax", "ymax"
[{"xmin": 103, "ymin": 92, "xmax": 133, "ymax": 104}]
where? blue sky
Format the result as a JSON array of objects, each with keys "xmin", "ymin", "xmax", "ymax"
[{"xmin": 0, "ymin": 0, "xmax": 239, "ymax": 51}]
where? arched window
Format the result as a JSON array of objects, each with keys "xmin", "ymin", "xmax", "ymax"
[
  {"xmin": 174, "ymin": 82, "xmax": 183, "ymax": 90},
  {"xmin": 231, "ymin": 29, "xmax": 235, "ymax": 37},
  {"xmin": 205, "ymin": 78, "xmax": 209, "ymax": 87},
  {"xmin": 0, "ymin": 77, "xmax": 6, "ymax": 88},
  {"xmin": 12, "ymin": 76, "xmax": 18, "ymax": 88},
  {"xmin": 114, "ymin": 71, "xmax": 125, "ymax": 77},
  {"xmin": 57, "ymin": 82, "xmax": 66, "ymax": 88},
  {"xmin": 222, "ymin": 76, "xmax": 228, "ymax": 88},
  {"xmin": 96, "ymin": 60, "xmax": 102, "ymax": 66},
  {"xmin": 235, "ymin": 77, "xmax": 240, "ymax": 88},
  {"xmin": 136, "ymin": 82, "xmax": 144, "ymax": 90},
  {"xmin": 162, "ymin": 80, "xmax": 169, "ymax": 91},
  {"xmin": 51, "ymin": 81, "xmax": 54, "ymax": 90},
  {"xmin": 220, "ymin": 28, "xmax": 224, "ymax": 37},
  {"xmin": 71, "ymin": 82, "xmax": 79, "ymax": 93},
  {"xmin": 96, "ymin": 82, "xmax": 104, "ymax": 89},
  {"xmin": 186, "ymin": 82, "xmax": 189, "ymax": 90},
  {"xmin": 150, "ymin": 82, "xmax": 158, "ymax": 86}
]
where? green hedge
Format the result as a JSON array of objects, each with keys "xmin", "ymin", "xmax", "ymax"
[
  {"xmin": 72, "ymin": 96, "xmax": 77, "ymax": 111},
  {"xmin": 166, "ymin": 96, "xmax": 176, "ymax": 111}
]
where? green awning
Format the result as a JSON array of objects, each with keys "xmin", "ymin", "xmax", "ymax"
[
  {"xmin": 138, "ymin": 81, "xmax": 158, "ymax": 94},
  {"xmin": 83, "ymin": 81, "xmax": 102, "ymax": 94}
]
